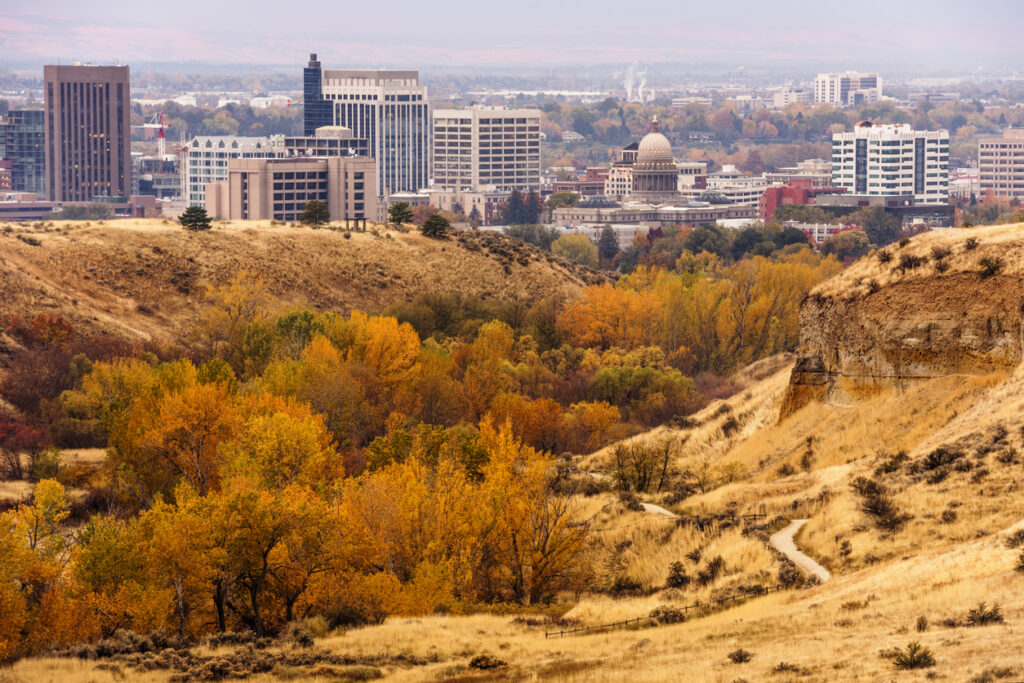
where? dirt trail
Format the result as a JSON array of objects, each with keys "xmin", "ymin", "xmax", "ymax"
[
  {"xmin": 769, "ymin": 519, "xmax": 831, "ymax": 582},
  {"xmin": 640, "ymin": 502, "xmax": 679, "ymax": 518}
]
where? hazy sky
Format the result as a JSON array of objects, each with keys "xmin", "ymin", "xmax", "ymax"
[{"xmin": 2, "ymin": 0, "xmax": 1023, "ymax": 72}]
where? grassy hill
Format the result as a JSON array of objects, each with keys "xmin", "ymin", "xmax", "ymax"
[
  {"xmin": 6, "ymin": 225, "xmax": 1024, "ymax": 681},
  {"xmin": 0, "ymin": 219, "xmax": 607, "ymax": 344}
]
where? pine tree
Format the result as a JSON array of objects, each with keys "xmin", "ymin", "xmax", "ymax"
[
  {"xmin": 388, "ymin": 202, "xmax": 414, "ymax": 227},
  {"xmin": 524, "ymin": 191, "xmax": 544, "ymax": 224},
  {"xmin": 299, "ymin": 200, "xmax": 330, "ymax": 226},
  {"xmin": 501, "ymin": 190, "xmax": 526, "ymax": 225},
  {"xmin": 468, "ymin": 205, "xmax": 482, "ymax": 227},
  {"xmin": 421, "ymin": 213, "xmax": 450, "ymax": 238},
  {"xmin": 598, "ymin": 225, "xmax": 620, "ymax": 260},
  {"xmin": 179, "ymin": 206, "xmax": 212, "ymax": 231}
]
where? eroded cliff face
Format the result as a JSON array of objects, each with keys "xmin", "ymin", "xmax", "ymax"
[{"xmin": 781, "ymin": 273, "xmax": 1024, "ymax": 418}]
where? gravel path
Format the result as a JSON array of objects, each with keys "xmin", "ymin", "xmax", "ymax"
[
  {"xmin": 769, "ymin": 519, "xmax": 831, "ymax": 582},
  {"xmin": 640, "ymin": 502, "xmax": 680, "ymax": 518}
]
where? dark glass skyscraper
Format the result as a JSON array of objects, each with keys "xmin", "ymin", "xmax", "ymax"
[
  {"xmin": 303, "ymin": 53, "xmax": 333, "ymax": 136},
  {"xmin": 2, "ymin": 109, "xmax": 45, "ymax": 195}
]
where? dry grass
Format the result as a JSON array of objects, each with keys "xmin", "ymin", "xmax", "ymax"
[{"xmin": 0, "ymin": 219, "xmax": 605, "ymax": 344}]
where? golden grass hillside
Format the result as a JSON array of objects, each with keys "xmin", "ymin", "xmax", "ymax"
[{"xmin": 0, "ymin": 219, "xmax": 607, "ymax": 343}]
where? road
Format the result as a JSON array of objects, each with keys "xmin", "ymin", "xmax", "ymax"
[
  {"xmin": 769, "ymin": 519, "xmax": 831, "ymax": 582},
  {"xmin": 640, "ymin": 502, "xmax": 680, "ymax": 518}
]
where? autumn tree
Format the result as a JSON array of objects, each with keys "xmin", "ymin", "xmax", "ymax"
[{"xmin": 551, "ymin": 233, "xmax": 599, "ymax": 267}]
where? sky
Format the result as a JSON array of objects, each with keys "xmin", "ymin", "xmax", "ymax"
[{"xmin": 2, "ymin": 0, "xmax": 1023, "ymax": 73}]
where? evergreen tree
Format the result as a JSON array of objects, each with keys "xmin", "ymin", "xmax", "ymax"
[
  {"xmin": 501, "ymin": 190, "xmax": 527, "ymax": 225},
  {"xmin": 299, "ymin": 200, "xmax": 330, "ymax": 227},
  {"xmin": 524, "ymin": 191, "xmax": 544, "ymax": 224},
  {"xmin": 388, "ymin": 202, "xmax": 414, "ymax": 227},
  {"xmin": 598, "ymin": 225, "xmax": 620, "ymax": 260},
  {"xmin": 421, "ymin": 213, "xmax": 450, "ymax": 238},
  {"xmin": 468, "ymin": 205, "xmax": 482, "ymax": 226},
  {"xmin": 179, "ymin": 206, "xmax": 212, "ymax": 231}
]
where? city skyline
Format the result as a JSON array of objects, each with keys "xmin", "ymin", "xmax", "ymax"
[{"xmin": 2, "ymin": 0, "xmax": 1023, "ymax": 72}]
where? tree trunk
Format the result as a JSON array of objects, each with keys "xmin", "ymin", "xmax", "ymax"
[{"xmin": 213, "ymin": 578, "xmax": 227, "ymax": 632}]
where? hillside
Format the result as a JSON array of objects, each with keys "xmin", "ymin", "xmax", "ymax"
[
  {"xmin": 8, "ymin": 224, "xmax": 1024, "ymax": 682},
  {"xmin": 0, "ymin": 219, "xmax": 607, "ymax": 343}
]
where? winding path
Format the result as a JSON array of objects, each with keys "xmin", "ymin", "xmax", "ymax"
[
  {"xmin": 769, "ymin": 519, "xmax": 831, "ymax": 582},
  {"xmin": 640, "ymin": 502, "xmax": 680, "ymax": 518}
]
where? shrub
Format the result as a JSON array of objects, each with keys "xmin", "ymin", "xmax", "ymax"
[
  {"xmin": 727, "ymin": 648, "xmax": 753, "ymax": 664},
  {"xmin": 696, "ymin": 555, "xmax": 725, "ymax": 586},
  {"xmin": 979, "ymin": 256, "xmax": 1004, "ymax": 278},
  {"xmin": 874, "ymin": 451, "xmax": 909, "ymax": 476},
  {"xmin": 896, "ymin": 253, "xmax": 925, "ymax": 271},
  {"xmin": 940, "ymin": 509, "xmax": 957, "ymax": 524},
  {"xmin": 283, "ymin": 622, "xmax": 315, "ymax": 648},
  {"xmin": 965, "ymin": 237, "xmax": 979, "ymax": 250},
  {"xmin": 898, "ymin": 237, "xmax": 911, "ymax": 248},
  {"xmin": 649, "ymin": 606, "xmax": 686, "ymax": 624},
  {"xmin": 930, "ymin": 246, "xmax": 951, "ymax": 261},
  {"xmin": 469, "ymin": 655, "xmax": 508, "ymax": 670},
  {"xmin": 665, "ymin": 561, "xmax": 690, "ymax": 589},
  {"xmin": 916, "ymin": 615, "xmax": 928, "ymax": 632},
  {"xmin": 935, "ymin": 259, "xmax": 950, "ymax": 273},
  {"xmin": 775, "ymin": 463, "xmax": 796, "ymax": 478},
  {"xmin": 851, "ymin": 477, "xmax": 908, "ymax": 532},
  {"xmin": 778, "ymin": 563, "xmax": 801, "ymax": 588},
  {"xmin": 970, "ymin": 667, "xmax": 1019, "ymax": 683},
  {"xmin": 1006, "ymin": 529, "xmax": 1024, "ymax": 549},
  {"xmin": 771, "ymin": 662, "xmax": 805, "ymax": 674},
  {"xmin": 876, "ymin": 250, "xmax": 892, "ymax": 263},
  {"xmin": 685, "ymin": 548, "xmax": 702, "ymax": 564},
  {"xmin": 966, "ymin": 602, "xmax": 1004, "ymax": 626},
  {"xmin": 891, "ymin": 641, "xmax": 935, "ymax": 669},
  {"xmin": 922, "ymin": 446, "xmax": 963, "ymax": 470}
]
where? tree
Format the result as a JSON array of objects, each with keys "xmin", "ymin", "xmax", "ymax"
[
  {"xmin": 551, "ymin": 234, "xmax": 598, "ymax": 267},
  {"xmin": 388, "ymin": 202, "xmax": 414, "ymax": 227},
  {"xmin": 501, "ymin": 190, "xmax": 528, "ymax": 225},
  {"xmin": 299, "ymin": 200, "xmax": 330, "ymax": 227},
  {"xmin": 683, "ymin": 224, "xmax": 732, "ymax": 259},
  {"xmin": 598, "ymin": 225, "xmax": 619, "ymax": 260},
  {"xmin": 179, "ymin": 206, "xmax": 212, "ymax": 231},
  {"xmin": 545, "ymin": 192, "xmax": 579, "ymax": 220},
  {"xmin": 821, "ymin": 229, "xmax": 870, "ymax": 262},
  {"xmin": 468, "ymin": 205, "xmax": 482, "ymax": 227},
  {"xmin": 420, "ymin": 213, "xmax": 450, "ymax": 239},
  {"xmin": 524, "ymin": 192, "xmax": 544, "ymax": 224},
  {"xmin": 843, "ymin": 206, "xmax": 900, "ymax": 246}
]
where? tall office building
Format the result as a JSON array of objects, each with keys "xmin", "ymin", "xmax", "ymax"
[
  {"xmin": 814, "ymin": 72, "xmax": 882, "ymax": 108},
  {"xmin": 831, "ymin": 122, "xmax": 949, "ymax": 202},
  {"xmin": 304, "ymin": 57, "xmax": 428, "ymax": 196},
  {"xmin": 303, "ymin": 53, "xmax": 333, "ymax": 136},
  {"xmin": 431, "ymin": 106, "xmax": 541, "ymax": 193},
  {"xmin": 184, "ymin": 136, "xmax": 286, "ymax": 206},
  {"xmin": 979, "ymin": 129, "xmax": 1024, "ymax": 201},
  {"xmin": 2, "ymin": 109, "xmax": 45, "ymax": 195},
  {"xmin": 44, "ymin": 64, "xmax": 131, "ymax": 201}
]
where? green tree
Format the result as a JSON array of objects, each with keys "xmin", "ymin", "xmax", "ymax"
[
  {"xmin": 821, "ymin": 229, "xmax": 870, "ymax": 262},
  {"xmin": 388, "ymin": 202, "xmax": 414, "ymax": 227},
  {"xmin": 774, "ymin": 205, "xmax": 832, "ymax": 224},
  {"xmin": 421, "ymin": 213, "xmax": 450, "ymax": 239},
  {"xmin": 504, "ymin": 224, "xmax": 560, "ymax": 250},
  {"xmin": 551, "ymin": 233, "xmax": 598, "ymax": 267},
  {"xmin": 844, "ymin": 206, "xmax": 900, "ymax": 246},
  {"xmin": 299, "ymin": 200, "xmax": 330, "ymax": 227},
  {"xmin": 468, "ymin": 205, "xmax": 482, "ymax": 226},
  {"xmin": 683, "ymin": 224, "xmax": 732, "ymax": 258},
  {"xmin": 179, "ymin": 206, "xmax": 212, "ymax": 231},
  {"xmin": 598, "ymin": 225, "xmax": 619, "ymax": 260},
  {"xmin": 501, "ymin": 190, "xmax": 528, "ymax": 225},
  {"xmin": 545, "ymin": 191, "xmax": 579, "ymax": 219}
]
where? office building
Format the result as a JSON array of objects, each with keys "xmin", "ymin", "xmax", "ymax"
[
  {"xmin": 184, "ymin": 136, "xmax": 286, "ymax": 206},
  {"xmin": 432, "ymin": 106, "xmax": 541, "ymax": 193},
  {"xmin": 979, "ymin": 129, "xmax": 1024, "ymax": 201},
  {"xmin": 773, "ymin": 89, "xmax": 811, "ymax": 108},
  {"xmin": 679, "ymin": 164, "xmax": 767, "ymax": 208},
  {"xmin": 283, "ymin": 126, "xmax": 369, "ymax": 159},
  {"xmin": 44, "ymin": 64, "xmax": 131, "ymax": 201},
  {"xmin": 814, "ymin": 72, "xmax": 881, "ymax": 108},
  {"xmin": 304, "ymin": 56, "xmax": 428, "ymax": 196},
  {"xmin": 831, "ymin": 122, "xmax": 949, "ymax": 203},
  {"xmin": 204, "ymin": 156, "xmax": 376, "ymax": 222},
  {"xmin": 2, "ymin": 110, "xmax": 45, "ymax": 195},
  {"xmin": 303, "ymin": 53, "xmax": 333, "ymax": 135}
]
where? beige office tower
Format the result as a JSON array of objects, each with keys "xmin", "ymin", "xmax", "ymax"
[
  {"xmin": 431, "ymin": 106, "xmax": 542, "ymax": 192},
  {"xmin": 44, "ymin": 64, "xmax": 131, "ymax": 201},
  {"xmin": 204, "ymin": 156, "xmax": 376, "ymax": 222},
  {"xmin": 979, "ymin": 129, "xmax": 1024, "ymax": 201}
]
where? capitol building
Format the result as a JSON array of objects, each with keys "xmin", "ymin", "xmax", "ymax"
[{"xmin": 553, "ymin": 118, "xmax": 755, "ymax": 228}]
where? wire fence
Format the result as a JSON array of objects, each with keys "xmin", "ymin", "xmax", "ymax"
[{"xmin": 544, "ymin": 582, "xmax": 786, "ymax": 638}]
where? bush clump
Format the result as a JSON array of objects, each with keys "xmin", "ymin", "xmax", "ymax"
[
  {"xmin": 850, "ymin": 476, "xmax": 909, "ymax": 532},
  {"xmin": 649, "ymin": 606, "xmax": 686, "ymax": 624},
  {"xmin": 966, "ymin": 602, "xmax": 1004, "ymax": 627},
  {"xmin": 891, "ymin": 641, "xmax": 936, "ymax": 669},
  {"xmin": 727, "ymin": 648, "xmax": 753, "ymax": 664},
  {"xmin": 979, "ymin": 256, "xmax": 1004, "ymax": 278},
  {"xmin": 665, "ymin": 561, "xmax": 690, "ymax": 589}
]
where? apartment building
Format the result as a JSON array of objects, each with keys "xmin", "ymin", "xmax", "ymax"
[
  {"xmin": 44, "ymin": 64, "xmax": 131, "ymax": 201},
  {"xmin": 831, "ymin": 122, "xmax": 949, "ymax": 202},
  {"xmin": 1, "ymin": 109, "xmax": 45, "ymax": 196},
  {"xmin": 304, "ymin": 56, "xmax": 428, "ymax": 196},
  {"xmin": 205, "ymin": 156, "xmax": 376, "ymax": 222},
  {"xmin": 184, "ymin": 136, "xmax": 285, "ymax": 206},
  {"xmin": 979, "ymin": 129, "xmax": 1024, "ymax": 201},
  {"xmin": 814, "ymin": 72, "xmax": 882, "ymax": 107},
  {"xmin": 431, "ymin": 106, "xmax": 542, "ymax": 193}
]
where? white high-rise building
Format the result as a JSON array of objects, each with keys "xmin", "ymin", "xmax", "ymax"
[
  {"xmin": 814, "ymin": 72, "xmax": 882, "ymax": 107},
  {"xmin": 316, "ymin": 69, "xmax": 428, "ymax": 197},
  {"xmin": 184, "ymin": 136, "xmax": 285, "ymax": 206},
  {"xmin": 431, "ymin": 106, "xmax": 541, "ymax": 192},
  {"xmin": 831, "ymin": 122, "xmax": 949, "ymax": 203}
]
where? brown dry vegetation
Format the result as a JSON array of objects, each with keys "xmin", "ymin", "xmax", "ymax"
[{"xmin": 0, "ymin": 219, "xmax": 606, "ymax": 343}]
